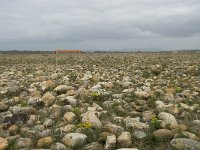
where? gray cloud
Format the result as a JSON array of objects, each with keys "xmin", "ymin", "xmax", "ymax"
[{"xmin": 0, "ymin": 0, "xmax": 200, "ymax": 50}]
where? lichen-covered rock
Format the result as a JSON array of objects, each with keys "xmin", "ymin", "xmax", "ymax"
[
  {"xmin": 170, "ymin": 138, "xmax": 200, "ymax": 150},
  {"xmin": 158, "ymin": 112, "xmax": 178, "ymax": 129}
]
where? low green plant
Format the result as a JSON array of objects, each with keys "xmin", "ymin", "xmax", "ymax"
[{"xmin": 77, "ymin": 122, "xmax": 92, "ymax": 128}]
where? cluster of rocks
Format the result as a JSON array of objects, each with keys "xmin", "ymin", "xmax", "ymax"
[{"xmin": 0, "ymin": 52, "xmax": 200, "ymax": 149}]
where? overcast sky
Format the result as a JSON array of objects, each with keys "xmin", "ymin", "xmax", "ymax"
[{"xmin": 0, "ymin": 0, "xmax": 200, "ymax": 50}]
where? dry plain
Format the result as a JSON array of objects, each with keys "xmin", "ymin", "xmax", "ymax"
[{"xmin": 0, "ymin": 52, "xmax": 200, "ymax": 150}]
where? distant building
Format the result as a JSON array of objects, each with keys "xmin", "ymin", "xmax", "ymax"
[{"xmin": 54, "ymin": 50, "xmax": 83, "ymax": 54}]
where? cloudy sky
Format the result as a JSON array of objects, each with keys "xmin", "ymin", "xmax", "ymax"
[{"xmin": 0, "ymin": 0, "xmax": 200, "ymax": 50}]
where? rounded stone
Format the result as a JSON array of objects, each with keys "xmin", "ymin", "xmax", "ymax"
[{"xmin": 153, "ymin": 129, "xmax": 173, "ymax": 139}]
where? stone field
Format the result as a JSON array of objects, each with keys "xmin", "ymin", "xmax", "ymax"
[{"xmin": 0, "ymin": 52, "xmax": 200, "ymax": 150}]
